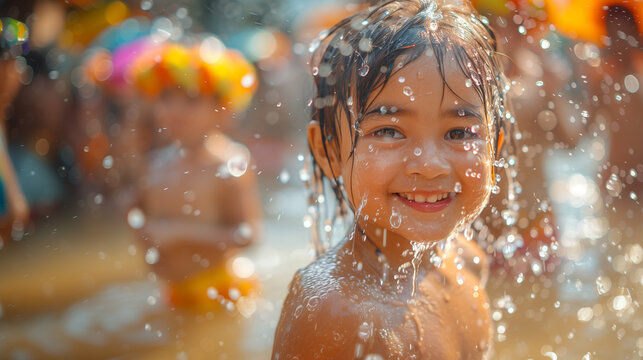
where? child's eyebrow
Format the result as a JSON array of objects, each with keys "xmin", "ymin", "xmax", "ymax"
[
  {"xmin": 443, "ymin": 107, "xmax": 484, "ymax": 122},
  {"xmin": 363, "ymin": 104, "xmax": 411, "ymax": 117}
]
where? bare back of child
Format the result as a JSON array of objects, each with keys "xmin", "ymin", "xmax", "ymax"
[{"xmin": 274, "ymin": 0, "xmax": 509, "ymax": 358}]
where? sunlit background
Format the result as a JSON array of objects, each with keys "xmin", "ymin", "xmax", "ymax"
[{"xmin": 0, "ymin": 0, "xmax": 641, "ymax": 359}]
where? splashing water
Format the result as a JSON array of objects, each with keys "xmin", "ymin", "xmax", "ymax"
[
  {"xmin": 454, "ymin": 182, "xmax": 462, "ymax": 193},
  {"xmin": 389, "ymin": 208, "xmax": 402, "ymax": 229},
  {"xmin": 227, "ymin": 155, "xmax": 248, "ymax": 177},
  {"xmin": 144, "ymin": 247, "xmax": 159, "ymax": 265},
  {"xmin": 127, "ymin": 208, "xmax": 146, "ymax": 229},
  {"xmin": 410, "ymin": 242, "xmax": 434, "ymax": 297},
  {"xmin": 605, "ymin": 174, "xmax": 622, "ymax": 197},
  {"xmin": 359, "ymin": 65, "xmax": 370, "ymax": 77}
]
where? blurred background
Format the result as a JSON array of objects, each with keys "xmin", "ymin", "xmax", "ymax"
[{"xmin": 0, "ymin": 0, "xmax": 640, "ymax": 359}]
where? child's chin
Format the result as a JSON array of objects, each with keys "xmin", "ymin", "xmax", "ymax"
[{"xmin": 404, "ymin": 228, "xmax": 454, "ymax": 243}]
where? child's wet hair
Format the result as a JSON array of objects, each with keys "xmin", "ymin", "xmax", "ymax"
[{"xmin": 309, "ymin": 0, "xmax": 510, "ymax": 218}]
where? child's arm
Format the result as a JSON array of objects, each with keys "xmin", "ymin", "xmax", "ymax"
[{"xmin": 272, "ymin": 272, "xmax": 363, "ymax": 359}]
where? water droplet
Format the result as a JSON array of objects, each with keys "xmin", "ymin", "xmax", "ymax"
[
  {"xmin": 127, "ymin": 208, "xmax": 146, "ymax": 229},
  {"xmin": 454, "ymin": 182, "xmax": 462, "ymax": 192},
  {"xmin": 398, "ymin": 76, "xmax": 406, "ymax": 83},
  {"xmin": 537, "ymin": 110, "xmax": 557, "ymax": 131},
  {"xmin": 358, "ymin": 38, "xmax": 373, "ymax": 52},
  {"xmin": 309, "ymin": 39, "xmax": 321, "ymax": 53},
  {"xmin": 228, "ymin": 288, "xmax": 241, "ymax": 301},
  {"xmin": 605, "ymin": 173, "xmax": 622, "ymax": 197},
  {"xmin": 227, "ymin": 155, "xmax": 248, "ymax": 177},
  {"xmin": 339, "ymin": 43, "xmax": 354, "ymax": 56},
  {"xmin": 402, "ymin": 86, "xmax": 413, "ymax": 96},
  {"xmin": 540, "ymin": 38, "xmax": 551, "ymax": 50},
  {"xmin": 279, "ymin": 170, "xmax": 290, "ymax": 184},
  {"xmin": 359, "ymin": 65, "xmax": 370, "ymax": 77},
  {"xmin": 456, "ymin": 273, "xmax": 464, "ymax": 285},
  {"xmin": 630, "ymin": 191, "xmax": 638, "ymax": 201},
  {"xmin": 595, "ymin": 276, "xmax": 612, "ymax": 295},
  {"xmin": 612, "ymin": 295, "xmax": 630, "ymax": 311},
  {"xmin": 299, "ymin": 168, "xmax": 311, "ymax": 182},
  {"xmin": 303, "ymin": 214, "xmax": 313, "ymax": 228},
  {"xmin": 145, "ymin": 247, "xmax": 159, "ymax": 265},
  {"xmin": 389, "ymin": 208, "xmax": 402, "ymax": 229},
  {"xmin": 357, "ymin": 322, "xmax": 371, "ymax": 341},
  {"xmin": 429, "ymin": 21, "xmax": 438, "ymax": 31},
  {"xmin": 465, "ymin": 79, "xmax": 472, "ymax": 87},
  {"xmin": 577, "ymin": 307, "xmax": 593, "ymax": 322},
  {"xmin": 306, "ymin": 296, "xmax": 320, "ymax": 311},
  {"xmin": 294, "ymin": 304, "xmax": 304, "ymax": 318},
  {"xmin": 102, "ymin": 155, "xmax": 113, "ymax": 169},
  {"xmin": 312, "ymin": 67, "xmax": 319, "ymax": 76},
  {"xmin": 207, "ymin": 286, "xmax": 218, "ymax": 299},
  {"xmin": 141, "ymin": 1, "xmax": 153, "ymax": 10},
  {"xmin": 624, "ymin": 74, "xmax": 639, "ymax": 93},
  {"xmin": 151, "ymin": 17, "xmax": 173, "ymax": 43},
  {"xmin": 413, "ymin": 147, "xmax": 422, "ymax": 156}
]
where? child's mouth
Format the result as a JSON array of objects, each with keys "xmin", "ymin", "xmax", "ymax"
[{"xmin": 395, "ymin": 192, "xmax": 454, "ymax": 212}]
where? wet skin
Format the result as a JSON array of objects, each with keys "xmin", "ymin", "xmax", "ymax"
[
  {"xmin": 273, "ymin": 54, "xmax": 494, "ymax": 359},
  {"xmin": 136, "ymin": 93, "xmax": 262, "ymax": 281}
]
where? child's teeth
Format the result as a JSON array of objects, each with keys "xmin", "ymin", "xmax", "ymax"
[{"xmin": 400, "ymin": 192, "xmax": 452, "ymax": 203}]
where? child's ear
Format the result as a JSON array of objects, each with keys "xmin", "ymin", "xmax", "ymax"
[{"xmin": 308, "ymin": 120, "xmax": 341, "ymax": 180}]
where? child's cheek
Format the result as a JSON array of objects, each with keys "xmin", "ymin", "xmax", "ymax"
[
  {"xmin": 458, "ymin": 145, "xmax": 493, "ymax": 214},
  {"xmin": 345, "ymin": 149, "xmax": 397, "ymax": 207}
]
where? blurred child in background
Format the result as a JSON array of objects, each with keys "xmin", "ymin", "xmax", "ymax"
[{"xmin": 129, "ymin": 36, "xmax": 263, "ymax": 311}]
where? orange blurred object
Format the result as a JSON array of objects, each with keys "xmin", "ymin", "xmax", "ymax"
[
  {"xmin": 542, "ymin": 0, "xmax": 642, "ymax": 44},
  {"xmin": 167, "ymin": 257, "xmax": 260, "ymax": 312},
  {"xmin": 58, "ymin": 0, "xmax": 130, "ymax": 53}
]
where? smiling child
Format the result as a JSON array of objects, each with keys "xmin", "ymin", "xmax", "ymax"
[{"xmin": 273, "ymin": 0, "xmax": 509, "ymax": 358}]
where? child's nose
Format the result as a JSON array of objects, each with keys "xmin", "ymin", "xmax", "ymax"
[{"xmin": 404, "ymin": 143, "xmax": 451, "ymax": 179}]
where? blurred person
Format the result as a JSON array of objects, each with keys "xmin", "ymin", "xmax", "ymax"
[
  {"xmin": 6, "ymin": 50, "xmax": 69, "ymax": 215},
  {"xmin": 129, "ymin": 38, "xmax": 263, "ymax": 311},
  {"xmin": 0, "ymin": 13, "xmax": 31, "ymax": 245}
]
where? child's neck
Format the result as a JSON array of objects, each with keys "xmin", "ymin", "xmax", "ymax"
[{"xmin": 349, "ymin": 223, "xmax": 442, "ymax": 294}]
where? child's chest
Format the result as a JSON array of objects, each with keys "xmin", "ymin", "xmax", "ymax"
[
  {"xmin": 371, "ymin": 273, "xmax": 490, "ymax": 359},
  {"xmin": 143, "ymin": 161, "xmax": 226, "ymax": 221}
]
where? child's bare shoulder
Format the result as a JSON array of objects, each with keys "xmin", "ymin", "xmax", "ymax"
[{"xmin": 272, "ymin": 251, "xmax": 368, "ymax": 359}]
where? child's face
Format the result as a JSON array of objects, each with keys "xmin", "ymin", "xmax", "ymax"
[
  {"xmin": 332, "ymin": 54, "xmax": 494, "ymax": 243},
  {"xmin": 153, "ymin": 89, "xmax": 231, "ymax": 144}
]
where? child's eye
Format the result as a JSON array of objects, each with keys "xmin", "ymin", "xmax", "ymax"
[
  {"xmin": 372, "ymin": 127, "xmax": 404, "ymax": 139},
  {"xmin": 445, "ymin": 128, "xmax": 478, "ymax": 140}
]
